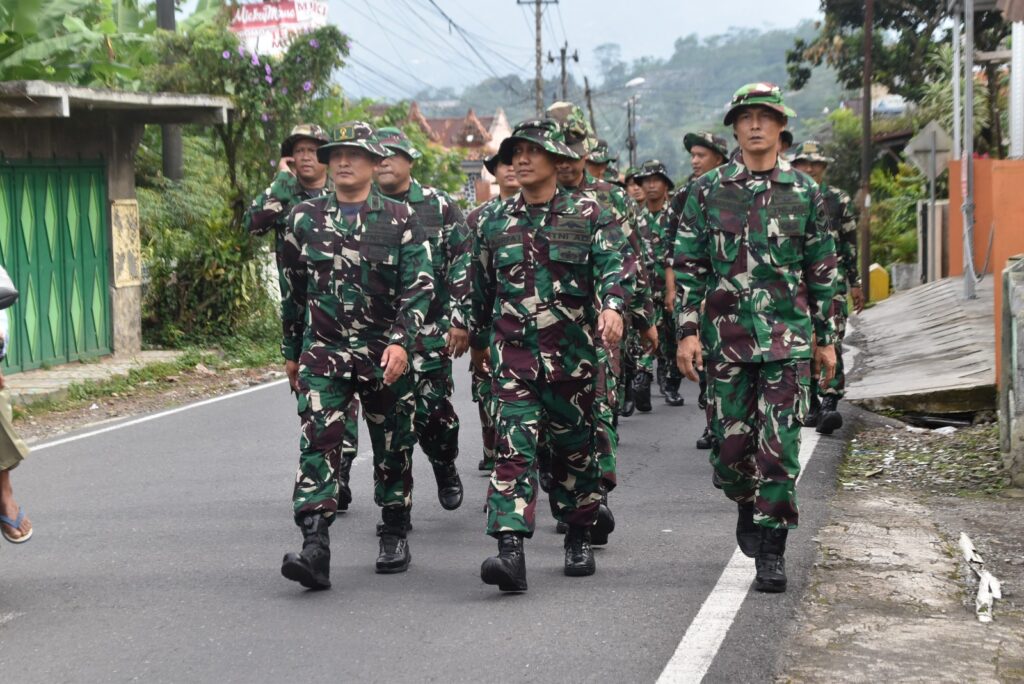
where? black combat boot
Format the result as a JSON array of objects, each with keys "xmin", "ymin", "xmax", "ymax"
[
  {"xmin": 480, "ymin": 532, "xmax": 527, "ymax": 592},
  {"xmin": 634, "ymin": 371, "xmax": 653, "ymax": 413},
  {"xmin": 591, "ymin": 489, "xmax": 615, "ymax": 546},
  {"xmin": 711, "ymin": 469, "xmax": 724, "ymax": 490},
  {"xmin": 804, "ymin": 392, "xmax": 821, "ymax": 428},
  {"xmin": 696, "ymin": 425, "xmax": 714, "ymax": 450},
  {"xmin": 337, "ymin": 453, "xmax": 354, "ymax": 512},
  {"xmin": 664, "ymin": 376, "xmax": 685, "ymax": 407},
  {"xmin": 432, "ymin": 461, "xmax": 463, "ymax": 510},
  {"xmin": 564, "ymin": 525, "xmax": 596, "ymax": 577},
  {"xmin": 478, "ymin": 457, "xmax": 494, "ymax": 472},
  {"xmin": 735, "ymin": 502, "xmax": 760, "ymax": 558},
  {"xmin": 697, "ymin": 370, "xmax": 708, "ymax": 410},
  {"xmin": 281, "ymin": 514, "xmax": 331, "ymax": 590},
  {"xmin": 375, "ymin": 507, "xmax": 411, "ymax": 574},
  {"xmin": 816, "ymin": 396, "xmax": 843, "ymax": 435},
  {"xmin": 656, "ymin": 363, "xmax": 667, "ymax": 396},
  {"xmin": 754, "ymin": 527, "xmax": 788, "ymax": 593},
  {"xmin": 620, "ymin": 373, "xmax": 636, "ymax": 418},
  {"xmin": 538, "ymin": 445, "xmax": 555, "ymax": 494}
]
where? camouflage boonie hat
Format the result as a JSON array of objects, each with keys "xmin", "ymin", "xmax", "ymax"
[
  {"xmin": 589, "ymin": 138, "xmax": 617, "ymax": 164},
  {"xmin": 280, "ymin": 123, "xmax": 330, "ymax": 157},
  {"xmin": 683, "ymin": 131, "xmax": 729, "ymax": 160},
  {"xmin": 377, "ymin": 126, "xmax": 423, "ymax": 161},
  {"xmin": 780, "ymin": 130, "xmax": 794, "ymax": 149},
  {"xmin": 497, "ymin": 119, "xmax": 580, "ymax": 164},
  {"xmin": 723, "ymin": 82, "xmax": 797, "ymax": 126},
  {"xmin": 632, "ymin": 159, "xmax": 675, "ymax": 191},
  {"xmin": 545, "ymin": 101, "xmax": 596, "ymax": 156},
  {"xmin": 623, "ymin": 166, "xmax": 641, "ymax": 182},
  {"xmin": 788, "ymin": 139, "xmax": 834, "ymax": 164},
  {"xmin": 316, "ymin": 121, "xmax": 393, "ymax": 163}
]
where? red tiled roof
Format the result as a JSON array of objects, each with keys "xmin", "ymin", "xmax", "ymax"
[{"xmin": 409, "ymin": 103, "xmax": 492, "ymax": 149}]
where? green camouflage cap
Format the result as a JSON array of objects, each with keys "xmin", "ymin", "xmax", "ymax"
[
  {"xmin": 632, "ymin": 158, "xmax": 675, "ymax": 191},
  {"xmin": 602, "ymin": 163, "xmax": 622, "ymax": 185},
  {"xmin": 788, "ymin": 139, "xmax": 834, "ymax": 164},
  {"xmin": 683, "ymin": 131, "xmax": 729, "ymax": 160},
  {"xmin": 281, "ymin": 123, "xmax": 330, "ymax": 157},
  {"xmin": 723, "ymin": 82, "xmax": 797, "ymax": 126},
  {"xmin": 316, "ymin": 121, "xmax": 394, "ymax": 163},
  {"xmin": 624, "ymin": 166, "xmax": 641, "ymax": 182},
  {"xmin": 545, "ymin": 101, "xmax": 597, "ymax": 156},
  {"xmin": 376, "ymin": 126, "xmax": 423, "ymax": 161},
  {"xmin": 497, "ymin": 118, "xmax": 580, "ymax": 164},
  {"xmin": 589, "ymin": 138, "xmax": 617, "ymax": 164}
]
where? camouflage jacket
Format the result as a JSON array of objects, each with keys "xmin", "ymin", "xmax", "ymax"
[
  {"xmin": 571, "ymin": 172, "xmax": 654, "ymax": 331},
  {"xmin": 665, "ymin": 174, "xmax": 697, "ymax": 267},
  {"xmin": 280, "ymin": 188, "xmax": 434, "ymax": 379},
  {"xmin": 385, "ymin": 179, "xmax": 473, "ymax": 372},
  {"xmin": 243, "ymin": 171, "xmax": 330, "ymax": 246},
  {"xmin": 469, "ymin": 188, "xmax": 633, "ymax": 382},
  {"xmin": 638, "ymin": 205, "xmax": 671, "ymax": 294},
  {"xmin": 821, "ymin": 183, "xmax": 859, "ymax": 292},
  {"xmin": 672, "ymin": 157, "xmax": 839, "ymax": 362}
]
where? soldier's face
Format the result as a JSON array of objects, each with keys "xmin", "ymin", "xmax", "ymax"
[
  {"xmin": 511, "ymin": 141, "xmax": 556, "ymax": 187},
  {"xmin": 585, "ymin": 161, "xmax": 607, "ymax": 179},
  {"xmin": 554, "ymin": 156, "xmax": 586, "ymax": 186},
  {"xmin": 627, "ymin": 181, "xmax": 645, "ymax": 202},
  {"xmin": 733, "ymin": 107, "xmax": 786, "ymax": 156},
  {"xmin": 328, "ymin": 148, "xmax": 376, "ymax": 191},
  {"xmin": 690, "ymin": 146, "xmax": 724, "ymax": 177},
  {"xmin": 292, "ymin": 140, "xmax": 326, "ymax": 182},
  {"xmin": 495, "ymin": 161, "xmax": 520, "ymax": 194},
  {"xmin": 792, "ymin": 160, "xmax": 827, "ymax": 184},
  {"xmin": 642, "ymin": 176, "xmax": 669, "ymax": 203},
  {"xmin": 374, "ymin": 152, "xmax": 413, "ymax": 192}
]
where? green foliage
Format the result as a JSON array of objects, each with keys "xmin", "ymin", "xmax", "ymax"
[
  {"xmin": 819, "ymin": 108, "xmax": 861, "ymax": 199},
  {"xmin": 870, "ymin": 163, "xmax": 926, "ymax": 266},
  {"xmin": 0, "ymin": 0, "xmax": 156, "ymax": 88}
]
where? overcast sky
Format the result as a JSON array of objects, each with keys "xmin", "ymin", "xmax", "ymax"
[{"xmin": 183, "ymin": 1, "xmax": 825, "ymax": 99}]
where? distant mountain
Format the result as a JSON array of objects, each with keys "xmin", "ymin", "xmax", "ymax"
[{"xmin": 414, "ymin": 21, "xmax": 848, "ymax": 181}]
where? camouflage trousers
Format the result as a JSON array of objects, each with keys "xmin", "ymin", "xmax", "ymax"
[
  {"xmin": 595, "ymin": 344, "xmax": 620, "ymax": 489},
  {"xmin": 820, "ymin": 298, "xmax": 849, "ymax": 399},
  {"xmin": 706, "ymin": 359, "xmax": 810, "ymax": 529},
  {"xmin": 471, "ymin": 362, "xmax": 497, "ymax": 469},
  {"xmin": 413, "ymin": 359, "xmax": 460, "ymax": 464},
  {"xmin": 487, "ymin": 375, "xmax": 603, "ymax": 537},
  {"xmin": 293, "ymin": 370, "xmax": 416, "ymax": 521}
]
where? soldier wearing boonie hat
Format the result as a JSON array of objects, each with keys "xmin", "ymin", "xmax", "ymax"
[
  {"xmin": 585, "ymin": 138, "xmax": 617, "ymax": 181},
  {"xmin": 624, "ymin": 166, "xmax": 646, "ymax": 203}
]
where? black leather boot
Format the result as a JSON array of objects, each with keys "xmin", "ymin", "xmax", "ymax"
[
  {"xmin": 697, "ymin": 370, "xmax": 708, "ymax": 410},
  {"xmin": 564, "ymin": 525, "xmax": 596, "ymax": 577},
  {"xmin": 480, "ymin": 532, "xmax": 527, "ymax": 591},
  {"xmin": 816, "ymin": 395, "xmax": 843, "ymax": 435},
  {"xmin": 664, "ymin": 374, "xmax": 685, "ymax": 406},
  {"xmin": 620, "ymin": 372, "xmax": 636, "ymax": 418},
  {"xmin": 432, "ymin": 461, "xmax": 463, "ymax": 510},
  {"xmin": 337, "ymin": 453, "xmax": 354, "ymax": 512},
  {"xmin": 754, "ymin": 527, "xmax": 788, "ymax": 593},
  {"xmin": 375, "ymin": 507, "xmax": 411, "ymax": 574},
  {"xmin": 538, "ymin": 445, "xmax": 555, "ymax": 494},
  {"xmin": 281, "ymin": 514, "xmax": 331, "ymax": 590},
  {"xmin": 634, "ymin": 371, "xmax": 653, "ymax": 413},
  {"xmin": 735, "ymin": 502, "xmax": 760, "ymax": 558},
  {"xmin": 656, "ymin": 363, "xmax": 667, "ymax": 396},
  {"xmin": 804, "ymin": 392, "xmax": 821, "ymax": 428},
  {"xmin": 591, "ymin": 489, "xmax": 615, "ymax": 546},
  {"xmin": 696, "ymin": 425, "xmax": 714, "ymax": 450}
]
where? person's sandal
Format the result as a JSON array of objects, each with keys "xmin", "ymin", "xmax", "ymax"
[{"xmin": 0, "ymin": 507, "xmax": 33, "ymax": 543}]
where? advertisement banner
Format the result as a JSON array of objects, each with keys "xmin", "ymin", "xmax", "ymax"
[{"xmin": 229, "ymin": 1, "xmax": 328, "ymax": 56}]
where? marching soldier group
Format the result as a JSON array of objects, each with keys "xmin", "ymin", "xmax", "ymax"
[{"xmin": 244, "ymin": 80, "xmax": 859, "ymax": 595}]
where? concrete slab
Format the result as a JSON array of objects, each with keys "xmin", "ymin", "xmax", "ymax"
[
  {"xmin": 846, "ymin": 276, "xmax": 995, "ymax": 414},
  {"xmin": 3, "ymin": 350, "xmax": 183, "ymax": 406}
]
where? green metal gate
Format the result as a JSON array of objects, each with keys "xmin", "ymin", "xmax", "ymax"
[{"xmin": 0, "ymin": 162, "xmax": 111, "ymax": 373}]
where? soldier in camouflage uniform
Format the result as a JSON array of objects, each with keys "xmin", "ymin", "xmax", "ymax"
[
  {"xmin": 279, "ymin": 122, "xmax": 434, "ymax": 589},
  {"xmin": 585, "ymin": 138, "xmax": 616, "ymax": 183},
  {"xmin": 471, "ymin": 119, "xmax": 634, "ymax": 590},
  {"xmin": 788, "ymin": 141, "xmax": 862, "ymax": 436},
  {"xmin": 668, "ymin": 131, "xmax": 730, "ymax": 450},
  {"xmin": 673, "ymin": 84, "xmax": 839, "ymax": 593},
  {"xmin": 375, "ymin": 127, "xmax": 471, "ymax": 512},
  {"xmin": 634, "ymin": 159, "xmax": 685, "ymax": 408},
  {"xmin": 546, "ymin": 102, "xmax": 656, "ymax": 545},
  {"xmin": 244, "ymin": 126, "xmax": 358, "ymax": 512},
  {"xmin": 467, "ymin": 153, "xmax": 521, "ymax": 472}
]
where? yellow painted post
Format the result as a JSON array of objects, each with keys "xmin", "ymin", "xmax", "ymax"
[{"xmin": 869, "ymin": 263, "xmax": 890, "ymax": 301}]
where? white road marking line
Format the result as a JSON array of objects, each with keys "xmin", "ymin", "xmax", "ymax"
[
  {"xmin": 31, "ymin": 379, "xmax": 289, "ymax": 452},
  {"xmin": 656, "ymin": 429, "xmax": 821, "ymax": 684}
]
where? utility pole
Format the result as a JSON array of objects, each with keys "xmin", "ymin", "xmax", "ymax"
[
  {"xmin": 584, "ymin": 76, "xmax": 597, "ymax": 131},
  {"xmin": 548, "ymin": 42, "xmax": 578, "ymax": 101},
  {"xmin": 626, "ymin": 95, "xmax": 638, "ymax": 167},
  {"xmin": 156, "ymin": 0, "xmax": 183, "ymax": 181},
  {"xmin": 859, "ymin": 0, "xmax": 873, "ymax": 301},
  {"xmin": 518, "ymin": 0, "xmax": 558, "ymax": 116},
  {"xmin": 963, "ymin": 0, "xmax": 977, "ymax": 298}
]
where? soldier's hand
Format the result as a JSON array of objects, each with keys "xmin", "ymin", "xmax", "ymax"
[
  {"xmin": 381, "ymin": 344, "xmax": 409, "ymax": 385},
  {"xmin": 445, "ymin": 327, "xmax": 470, "ymax": 358},
  {"xmin": 850, "ymin": 287, "xmax": 865, "ymax": 314},
  {"xmin": 676, "ymin": 335, "xmax": 703, "ymax": 382},
  {"xmin": 814, "ymin": 344, "xmax": 837, "ymax": 389},
  {"xmin": 640, "ymin": 325, "xmax": 658, "ymax": 353},
  {"xmin": 597, "ymin": 309, "xmax": 623, "ymax": 346},
  {"xmin": 277, "ymin": 156, "xmax": 296, "ymax": 175},
  {"xmin": 285, "ymin": 360, "xmax": 299, "ymax": 393},
  {"xmin": 470, "ymin": 347, "xmax": 491, "ymax": 374}
]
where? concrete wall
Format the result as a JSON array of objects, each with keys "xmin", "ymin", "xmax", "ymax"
[{"xmin": 0, "ymin": 113, "xmax": 144, "ymax": 356}]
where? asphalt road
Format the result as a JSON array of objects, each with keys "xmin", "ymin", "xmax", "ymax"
[{"xmin": 0, "ymin": 357, "xmax": 843, "ymax": 683}]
